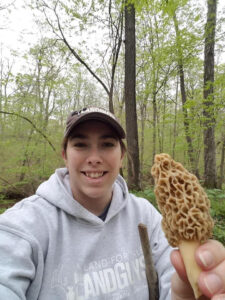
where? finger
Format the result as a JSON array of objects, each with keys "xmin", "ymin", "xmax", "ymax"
[
  {"xmin": 170, "ymin": 250, "xmax": 211, "ymax": 299},
  {"xmin": 171, "ymin": 272, "xmax": 195, "ymax": 299},
  {"xmin": 170, "ymin": 249, "xmax": 188, "ymax": 282},
  {"xmin": 212, "ymin": 293, "xmax": 225, "ymax": 300},
  {"xmin": 171, "ymin": 273, "xmax": 210, "ymax": 300},
  {"xmin": 198, "ymin": 259, "xmax": 225, "ymax": 298},
  {"xmin": 196, "ymin": 240, "xmax": 225, "ymax": 270}
]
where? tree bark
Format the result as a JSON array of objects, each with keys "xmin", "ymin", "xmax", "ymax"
[
  {"xmin": 173, "ymin": 13, "xmax": 198, "ymax": 176},
  {"xmin": 217, "ymin": 131, "xmax": 225, "ymax": 189},
  {"xmin": 152, "ymin": 91, "xmax": 157, "ymax": 165},
  {"xmin": 108, "ymin": 1, "xmax": 123, "ymax": 113},
  {"xmin": 140, "ymin": 102, "xmax": 147, "ymax": 181},
  {"xmin": 203, "ymin": 0, "xmax": 217, "ymax": 188},
  {"xmin": 172, "ymin": 76, "xmax": 179, "ymax": 159},
  {"xmin": 124, "ymin": 2, "xmax": 140, "ymax": 190}
]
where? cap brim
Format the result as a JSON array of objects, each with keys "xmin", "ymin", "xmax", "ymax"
[{"xmin": 65, "ymin": 112, "xmax": 126, "ymax": 139}]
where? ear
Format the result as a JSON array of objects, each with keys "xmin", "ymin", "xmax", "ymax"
[
  {"xmin": 62, "ymin": 149, "xmax": 68, "ymax": 166},
  {"xmin": 119, "ymin": 151, "xmax": 125, "ymax": 168}
]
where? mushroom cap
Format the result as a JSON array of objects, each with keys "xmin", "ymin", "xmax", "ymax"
[{"xmin": 151, "ymin": 153, "xmax": 214, "ymax": 247}]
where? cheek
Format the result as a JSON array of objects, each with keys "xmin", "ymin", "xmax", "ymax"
[
  {"xmin": 63, "ymin": 150, "xmax": 75, "ymax": 168},
  {"xmin": 110, "ymin": 151, "xmax": 123, "ymax": 169},
  {"xmin": 66, "ymin": 151, "xmax": 86, "ymax": 169}
]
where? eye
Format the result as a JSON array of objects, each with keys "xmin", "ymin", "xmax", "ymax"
[
  {"xmin": 102, "ymin": 139, "xmax": 118, "ymax": 148},
  {"xmin": 74, "ymin": 142, "xmax": 87, "ymax": 148},
  {"xmin": 103, "ymin": 142, "xmax": 115, "ymax": 147}
]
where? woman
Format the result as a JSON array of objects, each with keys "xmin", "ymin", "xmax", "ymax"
[{"xmin": 0, "ymin": 107, "xmax": 224, "ymax": 300}]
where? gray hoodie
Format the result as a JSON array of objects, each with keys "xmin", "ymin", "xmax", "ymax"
[{"xmin": 0, "ymin": 168, "xmax": 174, "ymax": 300}]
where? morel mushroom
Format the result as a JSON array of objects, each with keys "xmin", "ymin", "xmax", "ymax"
[{"xmin": 151, "ymin": 153, "xmax": 214, "ymax": 299}]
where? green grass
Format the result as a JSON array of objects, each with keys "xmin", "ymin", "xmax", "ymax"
[
  {"xmin": 0, "ymin": 195, "xmax": 18, "ymax": 214},
  {"xmin": 133, "ymin": 187, "xmax": 225, "ymax": 245},
  {"xmin": 207, "ymin": 189, "xmax": 225, "ymax": 245}
]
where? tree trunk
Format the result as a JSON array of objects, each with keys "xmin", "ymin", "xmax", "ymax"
[
  {"xmin": 217, "ymin": 131, "xmax": 225, "ymax": 189},
  {"xmin": 203, "ymin": 0, "xmax": 217, "ymax": 188},
  {"xmin": 172, "ymin": 76, "xmax": 179, "ymax": 159},
  {"xmin": 140, "ymin": 102, "xmax": 147, "ymax": 182},
  {"xmin": 108, "ymin": 4, "xmax": 123, "ymax": 113},
  {"xmin": 152, "ymin": 91, "xmax": 157, "ymax": 165},
  {"xmin": 173, "ymin": 13, "xmax": 197, "ymax": 176},
  {"xmin": 124, "ymin": 2, "xmax": 140, "ymax": 190},
  {"xmin": 19, "ymin": 129, "xmax": 34, "ymax": 181}
]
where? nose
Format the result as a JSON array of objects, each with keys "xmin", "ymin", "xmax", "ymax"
[{"xmin": 86, "ymin": 147, "xmax": 103, "ymax": 165}]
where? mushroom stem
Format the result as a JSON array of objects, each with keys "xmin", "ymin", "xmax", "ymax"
[{"xmin": 179, "ymin": 240, "xmax": 202, "ymax": 299}]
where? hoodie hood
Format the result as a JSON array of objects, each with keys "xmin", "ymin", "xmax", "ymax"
[{"xmin": 36, "ymin": 168, "xmax": 129, "ymax": 225}]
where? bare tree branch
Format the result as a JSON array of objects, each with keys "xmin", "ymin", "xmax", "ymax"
[
  {"xmin": 57, "ymin": 17, "xmax": 110, "ymax": 95},
  {"xmin": 0, "ymin": 110, "xmax": 56, "ymax": 152},
  {"xmin": 0, "ymin": 0, "xmax": 15, "ymax": 11}
]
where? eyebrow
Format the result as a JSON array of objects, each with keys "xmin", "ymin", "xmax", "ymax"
[
  {"xmin": 101, "ymin": 134, "xmax": 118, "ymax": 140},
  {"xmin": 70, "ymin": 133, "xmax": 118, "ymax": 140},
  {"xmin": 70, "ymin": 133, "xmax": 86, "ymax": 139}
]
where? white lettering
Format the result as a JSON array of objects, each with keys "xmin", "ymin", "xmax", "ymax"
[
  {"xmin": 103, "ymin": 268, "xmax": 117, "ymax": 293},
  {"xmin": 116, "ymin": 254, "xmax": 123, "ymax": 263},
  {"xmin": 66, "ymin": 286, "xmax": 75, "ymax": 300},
  {"xmin": 83, "ymin": 274, "xmax": 96, "ymax": 298},
  {"xmin": 139, "ymin": 255, "xmax": 146, "ymax": 279},
  {"xmin": 114, "ymin": 262, "xmax": 129, "ymax": 289},
  {"xmin": 79, "ymin": 107, "xmax": 116, "ymax": 120},
  {"xmin": 69, "ymin": 252, "xmax": 146, "ymax": 299},
  {"xmin": 132, "ymin": 258, "xmax": 142, "ymax": 280},
  {"xmin": 92, "ymin": 270, "xmax": 107, "ymax": 295},
  {"xmin": 101, "ymin": 258, "xmax": 108, "ymax": 268},
  {"xmin": 125, "ymin": 261, "xmax": 134, "ymax": 284}
]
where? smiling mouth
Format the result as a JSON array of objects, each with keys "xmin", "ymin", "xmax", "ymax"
[{"xmin": 82, "ymin": 172, "xmax": 107, "ymax": 179}]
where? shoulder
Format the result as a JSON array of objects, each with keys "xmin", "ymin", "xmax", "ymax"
[
  {"xmin": 116, "ymin": 175, "xmax": 161, "ymax": 218},
  {"xmin": 0, "ymin": 194, "xmax": 54, "ymax": 245},
  {"xmin": 1, "ymin": 194, "xmax": 54, "ymax": 221},
  {"xmin": 123, "ymin": 192, "xmax": 163, "ymax": 233},
  {"xmin": 128, "ymin": 192, "xmax": 160, "ymax": 216}
]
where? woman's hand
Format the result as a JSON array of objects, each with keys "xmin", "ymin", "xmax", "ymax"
[{"xmin": 170, "ymin": 240, "xmax": 225, "ymax": 300}]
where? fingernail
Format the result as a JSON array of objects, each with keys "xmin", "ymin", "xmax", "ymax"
[
  {"xmin": 199, "ymin": 250, "xmax": 214, "ymax": 267},
  {"xmin": 204, "ymin": 273, "xmax": 223, "ymax": 294}
]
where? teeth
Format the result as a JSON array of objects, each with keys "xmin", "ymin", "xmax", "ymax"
[{"xmin": 85, "ymin": 172, "xmax": 104, "ymax": 178}]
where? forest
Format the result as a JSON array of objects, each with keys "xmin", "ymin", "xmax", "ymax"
[{"xmin": 0, "ymin": 0, "xmax": 225, "ymax": 242}]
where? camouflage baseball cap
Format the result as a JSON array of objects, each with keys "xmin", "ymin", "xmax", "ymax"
[{"xmin": 64, "ymin": 107, "xmax": 126, "ymax": 139}]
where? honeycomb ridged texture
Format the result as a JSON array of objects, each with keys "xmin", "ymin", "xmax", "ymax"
[{"xmin": 151, "ymin": 153, "xmax": 214, "ymax": 247}]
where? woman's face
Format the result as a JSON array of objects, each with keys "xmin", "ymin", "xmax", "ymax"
[{"xmin": 62, "ymin": 120, "xmax": 124, "ymax": 206}]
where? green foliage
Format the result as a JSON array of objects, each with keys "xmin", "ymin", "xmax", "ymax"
[
  {"xmin": 0, "ymin": 194, "xmax": 17, "ymax": 214},
  {"xmin": 207, "ymin": 190, "xmax": 225, "ymax": 245},
  {"xmin": 213, "ymin": 224, "xmax": 225, "ymax": 245},
  {"xmin": 207, "ymin": 189, "xmax": 225, "ymax": 218},
  {"xmin": 133, "ymin": 188, "xmax": 158, "ymax": 210}
]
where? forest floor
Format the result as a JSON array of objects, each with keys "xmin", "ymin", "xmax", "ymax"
[{"xmin": 0, "ymin": 198, "xmax": 19, "ymax": 213}]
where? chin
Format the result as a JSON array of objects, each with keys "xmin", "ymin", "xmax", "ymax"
[{"xmin": 85, "ymin": 188, "xmax": 109, "ymax": 201}]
